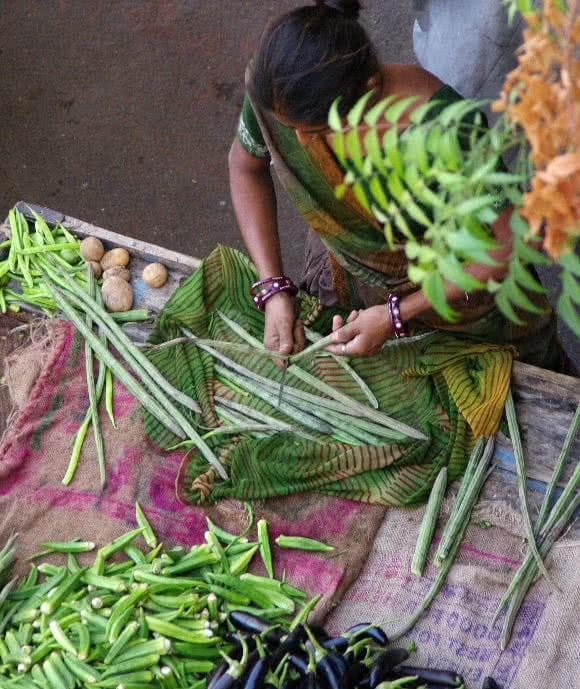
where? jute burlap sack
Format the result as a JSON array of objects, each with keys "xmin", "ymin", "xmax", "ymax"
[
  {"xmin": 327, "ymin": 479, "xmax": 580, "ymax": 688},
  {"xmin": 0, "ymin": 320, "xmax": 386, "ymax": 620}
]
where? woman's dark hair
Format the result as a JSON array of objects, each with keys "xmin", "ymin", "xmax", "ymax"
[{"xmin": 250, "ymin": 1, "xmax": 379, "ymax": 126}]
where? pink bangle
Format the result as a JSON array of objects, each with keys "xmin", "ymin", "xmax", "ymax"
[
  {"xmin": 250, "ymin": 275, "xmax": 298, "ymax": 310},
  {"xmin": 386, "ymin": 293, "xmax": 408, "ymax": 338}
]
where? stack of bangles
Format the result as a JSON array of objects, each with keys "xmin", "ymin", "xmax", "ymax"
[
  {"xmin": 250, "ymin": 275, "xmax": 298, "ymax": 310},
  {"xmin": 386, "ymin": 292, "xmax": 409, "ymax": 338}
]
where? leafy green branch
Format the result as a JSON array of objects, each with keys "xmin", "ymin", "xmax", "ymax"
[{"xmin": 328, "ymin": 91, "xmax": 579, "ymax": 336}]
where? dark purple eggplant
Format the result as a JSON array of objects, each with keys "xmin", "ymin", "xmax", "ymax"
[
  {"xmin": 391, "ymin": 666, "xmax": 464, "ymax": 687},
  {"xmin": 209, "ymin": 639, "xmax": 254, "ymax": 689},
  {"xmin": 241, "ymin": 656, "xmax": 271, "ymax": 689},
  {"xmin": 482, "ymin": 679, "xmax": 501, "ymax": 689},
  {"xmin": 368, "ymin": 648, "xmax": 410, "ymax": 688},
  {"xmin": 207, "ymin": 661, "xmax": 229, "ymax": 689},
  {"xmin": 288, "ymin": 654, "xmax": 309, "ymax": 676},
  {"xmin": 269, "ymin": 624, "xmax": 308, "ymax": 668},
  {"xmin": 316, "ymin": 656, "xmax": 346, "ymax": 689},
  {"xmin": 344, "ymin": 624, "xmax": 388, "ymax": 647},
  {"xmin": 322, "ymin": 637, "xmax": 349, "ymax": 654},
  {"xmin": 345, "ymin": 660, "xmax": 367, "ymax": 688},
  {"xmin": 229, "ymin": 611, "xmax": 270, "ymax": 634}
]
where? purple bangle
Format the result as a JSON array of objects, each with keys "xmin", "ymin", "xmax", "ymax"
[
  {"xmin": 386, "ymin": 293, "xmax": 408, "ymax": 338},
  {"xmin": 250, "ymin": 275, "xmax": 298, "ymax": 310}
]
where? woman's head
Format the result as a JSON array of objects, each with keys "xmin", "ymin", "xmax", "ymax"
[{"xmin": 250, "ymin": 1, "xmax": 380, "ymax": 127}]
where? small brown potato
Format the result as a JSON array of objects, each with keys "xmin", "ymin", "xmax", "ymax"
[
  {"xmin": 101, "ymin": 247, "xmax": 130, "ymax": 272},
  {"xmin": 80, "ymin": 236, "xmax": 105, "ymax": 262},
  {"xmin": 103, "ymin": 266, "xmax": 131, "ymax": 282},
  {"xmin": 101, "ymin": 276, "xmax": 133, "ymax": 312},
  {"xmin": 88, "ymin": 261, "xmax": 102, "ymax": 279},
  {"xmin": 142, "ymin": 262, "xmax": 168, "ymax": 288}
]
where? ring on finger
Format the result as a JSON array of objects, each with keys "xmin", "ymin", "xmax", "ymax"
[{"xmin": 341, "ymin": 343, "xmax": 347, "ymax": 355}]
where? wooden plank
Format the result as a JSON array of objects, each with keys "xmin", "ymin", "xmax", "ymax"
[
  {"xmin": 13, "ymin": 202, "xmax": 201, "ymax": 273},
  {"xmin": 2, "ymin": 202, "xmax": 578, "ymax": 493},
  {"xmin": 493, "ymin": 361, "xmax": 579, "ymax": 494},
  {"xmin": 1, "ymin": 202, "xmax": 202, "ymax": 340}
]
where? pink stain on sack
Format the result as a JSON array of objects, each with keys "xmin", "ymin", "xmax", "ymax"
[
  {"xmin": 112, "ymin": 385, "xmax": 139, "ymax": 421},
  {"xmin": 149, "ymin": 452, "xmax": 185, "ymax": 512},
  {"xmin": 0, "ymin": 447, "xmax": 30, "ymax": 496},
  {"xmin": 268, "ymin": 498, "xmax": 365, "ymax": 540},
  {"xmin": 107, "ymin": 447, "xmax": 141, "ymax": 493},
  {"xmin": 33, "ymin": 486, "xmax": 96, "ymax": 511},
  {"xmin": 431, "ymin": 536, "xmax": 522, "ymax": 569},
  {"xmin": 275, "ymin": 547, "xmax": 343, "ymax": 594}
]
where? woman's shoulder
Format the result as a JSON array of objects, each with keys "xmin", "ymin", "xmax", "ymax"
[{"xmin": 381, "ymin": 64, "xmax": 446, "ymax": 101}]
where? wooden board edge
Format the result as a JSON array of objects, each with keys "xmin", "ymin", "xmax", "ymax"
[{"xmin": 7, "ymin": 201, "xmax": 201, "ymax": 273}]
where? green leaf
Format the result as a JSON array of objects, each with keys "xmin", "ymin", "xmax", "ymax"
[
  {"xmin": 514, "ymin": 238, "xmax": 550, "ymax": 265},
  {"xmin": 435, "ymin": 171, "xmax": 466, "ymax": 189},
  {"xmin": 508, "ymin": 281, "xmax": 548, "ymax": 314},
  {"xmin": 512, "ymin": 260, "xmax": 546, "ymax": 294},
  {"xmin": 404, "ymin": 127, "xmax": 429, "ymax": 174},
  {"xmin": 363, "ymin": 129, "xmax": 388, "ymax": 175},
  {"xmin": 328, "ymin": 98, "xmax": 343, "ymax": 131},
  {"xmin": 404, "ymin": 164, "xmax": 421, "ymax": 195},
  {"xmin": 335, "ymin": 183, "xmax": 347, "ymax": 200},
  {"xmin": 561, "ymin": 270, "xmax": 580, "ymax": 305},
  {"xmin": 332, "ymin": 131, "xmax": 347, "ymax": 163},
  {"xmin": 386, "ymin": 171, "xmax": 406, "ymax": 204},
  {"xmin": 439, "ymin": 99, "xmax": 485, "ymax": 127},
  {"xmin": 446, "ymin": 228, "xmax": 498, "ymax": 262},
  {"xmin": 426, "ymin": 126, "xmax": 442, "ymax": 156},
  {"xmin": 345, "ymin": 129, "xmax": 364, "ymax": 171},
  {"xmin": 470, "ymin": 157, "xmax": 500, "ymax": 184},
  {"xmin": 503, "ymin": 185, "xmax": 523, "ymax": 206},
  {"xmin": 438, "ymin": 130, "xmax": 463, "ymax": 171},
  {"xmin": 482, "ymin": 172, "xmax": 527, "ymax": 185},
  {"xmin": 405, "ymin": 242, "xmax": 421, "ymax": 260},
  {"xmin": 401, "ymin": 191, "xmax": 432, "ymax": 227},
  {"xmin": 363, "ymin": 95, "xmax": 396, "ymax": 127},
  {"xmin": 408, "ymin": 264, "xmax": 427, "ymax": 284},
  {"xmin": 385, "ymin": 96, "xmax": 419, "ymax": 124},
  {"xmin": 557, "ymin": 292, "xmax": 580, "ymax": 337},
  {"xmin": 495, "ymin": 286, "xmax": 526, "ymax": 325},
  {"xmin": 437, "ymin": 255, "xmax": 486, "ymax": 291},
  {"xmin": 383, "ymin": 217, "xmax": 395, "ymax": 249},
  {"xmin": 368, "ymin": 176, "xmax": 390, "ymax": 214},
  {"xmin": 409, "ymin": 99, "xmax": 442, "ymax": 125},
  {"xmin": 509, "ymin": 210, "xmax": 529, "ymax": 237},
  {"xmin": 559, "ymin": 250, "xmax": 580, "ymax": 277},
  {"xmin": 347, "ymin": 91, "xmax": 374, "ymax": 128},
  {"xmin": 455, "ymin": 195, "xmax": 497, "ymax": 216},
  {"xmin": 477, "ymin": 207, "xmax": 499, "ymax": 225},
  {"xmin": 422, "ymin": 271, "xmax": 459, "ymax": 322},
  {"xmin": 352, "ymin": 182, "xmax": 371, "ymax": 212},
  {"xmin": 415, "ymin": 179, "xmax": 445, "ymax": 209},
  {"xmin": 389, "ymin": 202, "xmax": 414, "ymax": 240}
]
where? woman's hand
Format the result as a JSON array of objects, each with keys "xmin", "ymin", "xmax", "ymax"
[
  {"xmin": 264, "ymin": 292, "xmax": 305, "ymax": 367},
  {"xmin": 325, "ymin": 304, "xmax": 393, "ymax": 357}
]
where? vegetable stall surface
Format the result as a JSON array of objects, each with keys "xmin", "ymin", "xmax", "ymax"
[{"xmin": 0, "ymin": 508, "xmax": 498, "ymax": 689}]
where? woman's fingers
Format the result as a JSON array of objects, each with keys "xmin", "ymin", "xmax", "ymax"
[
  {"xmin": 332, "ymin": 314, "xmax": 344, "ymax": 331},
  {"xmin": 293, "ymin": 319, "xmax": 306, "ymax": 353},
  {"xmin": 346, "ymin": 309, "xmax": 359, "ymax": 323}
]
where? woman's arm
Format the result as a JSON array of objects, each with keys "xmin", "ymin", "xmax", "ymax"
[
  {"xmin": 326, "ymin": 206, "xmax": 513, "ymax": 356},
  {"xmin": 228, "ymin": 139, "xmax": 305, "ymax": 357}
]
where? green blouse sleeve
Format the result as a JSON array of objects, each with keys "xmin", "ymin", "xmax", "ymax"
[{"xmin": 236, "ymin": 93, "xmax": 270, "ymax": 159}]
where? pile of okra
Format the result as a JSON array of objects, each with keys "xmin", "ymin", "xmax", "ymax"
[{"xmin": 0, "ymin": 510, "xmax": 501, "ymax": 689}]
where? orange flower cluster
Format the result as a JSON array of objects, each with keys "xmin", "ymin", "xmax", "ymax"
[{"xmin": 493, "ymin": 0, "xmax": 579, "ymax": 257}]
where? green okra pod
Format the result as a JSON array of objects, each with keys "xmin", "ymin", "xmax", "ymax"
[
  {"xmin": 257, "ymin": 520, "xmax": 274, "ymax": 578},
  {"xmin": 274, "ymin": 535, "xmax": 335, "ymax": 552}
]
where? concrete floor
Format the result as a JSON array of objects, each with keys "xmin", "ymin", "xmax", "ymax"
[{"xmin": 0, "ymin": 1, "xmax": 576, "ymax": 367}]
